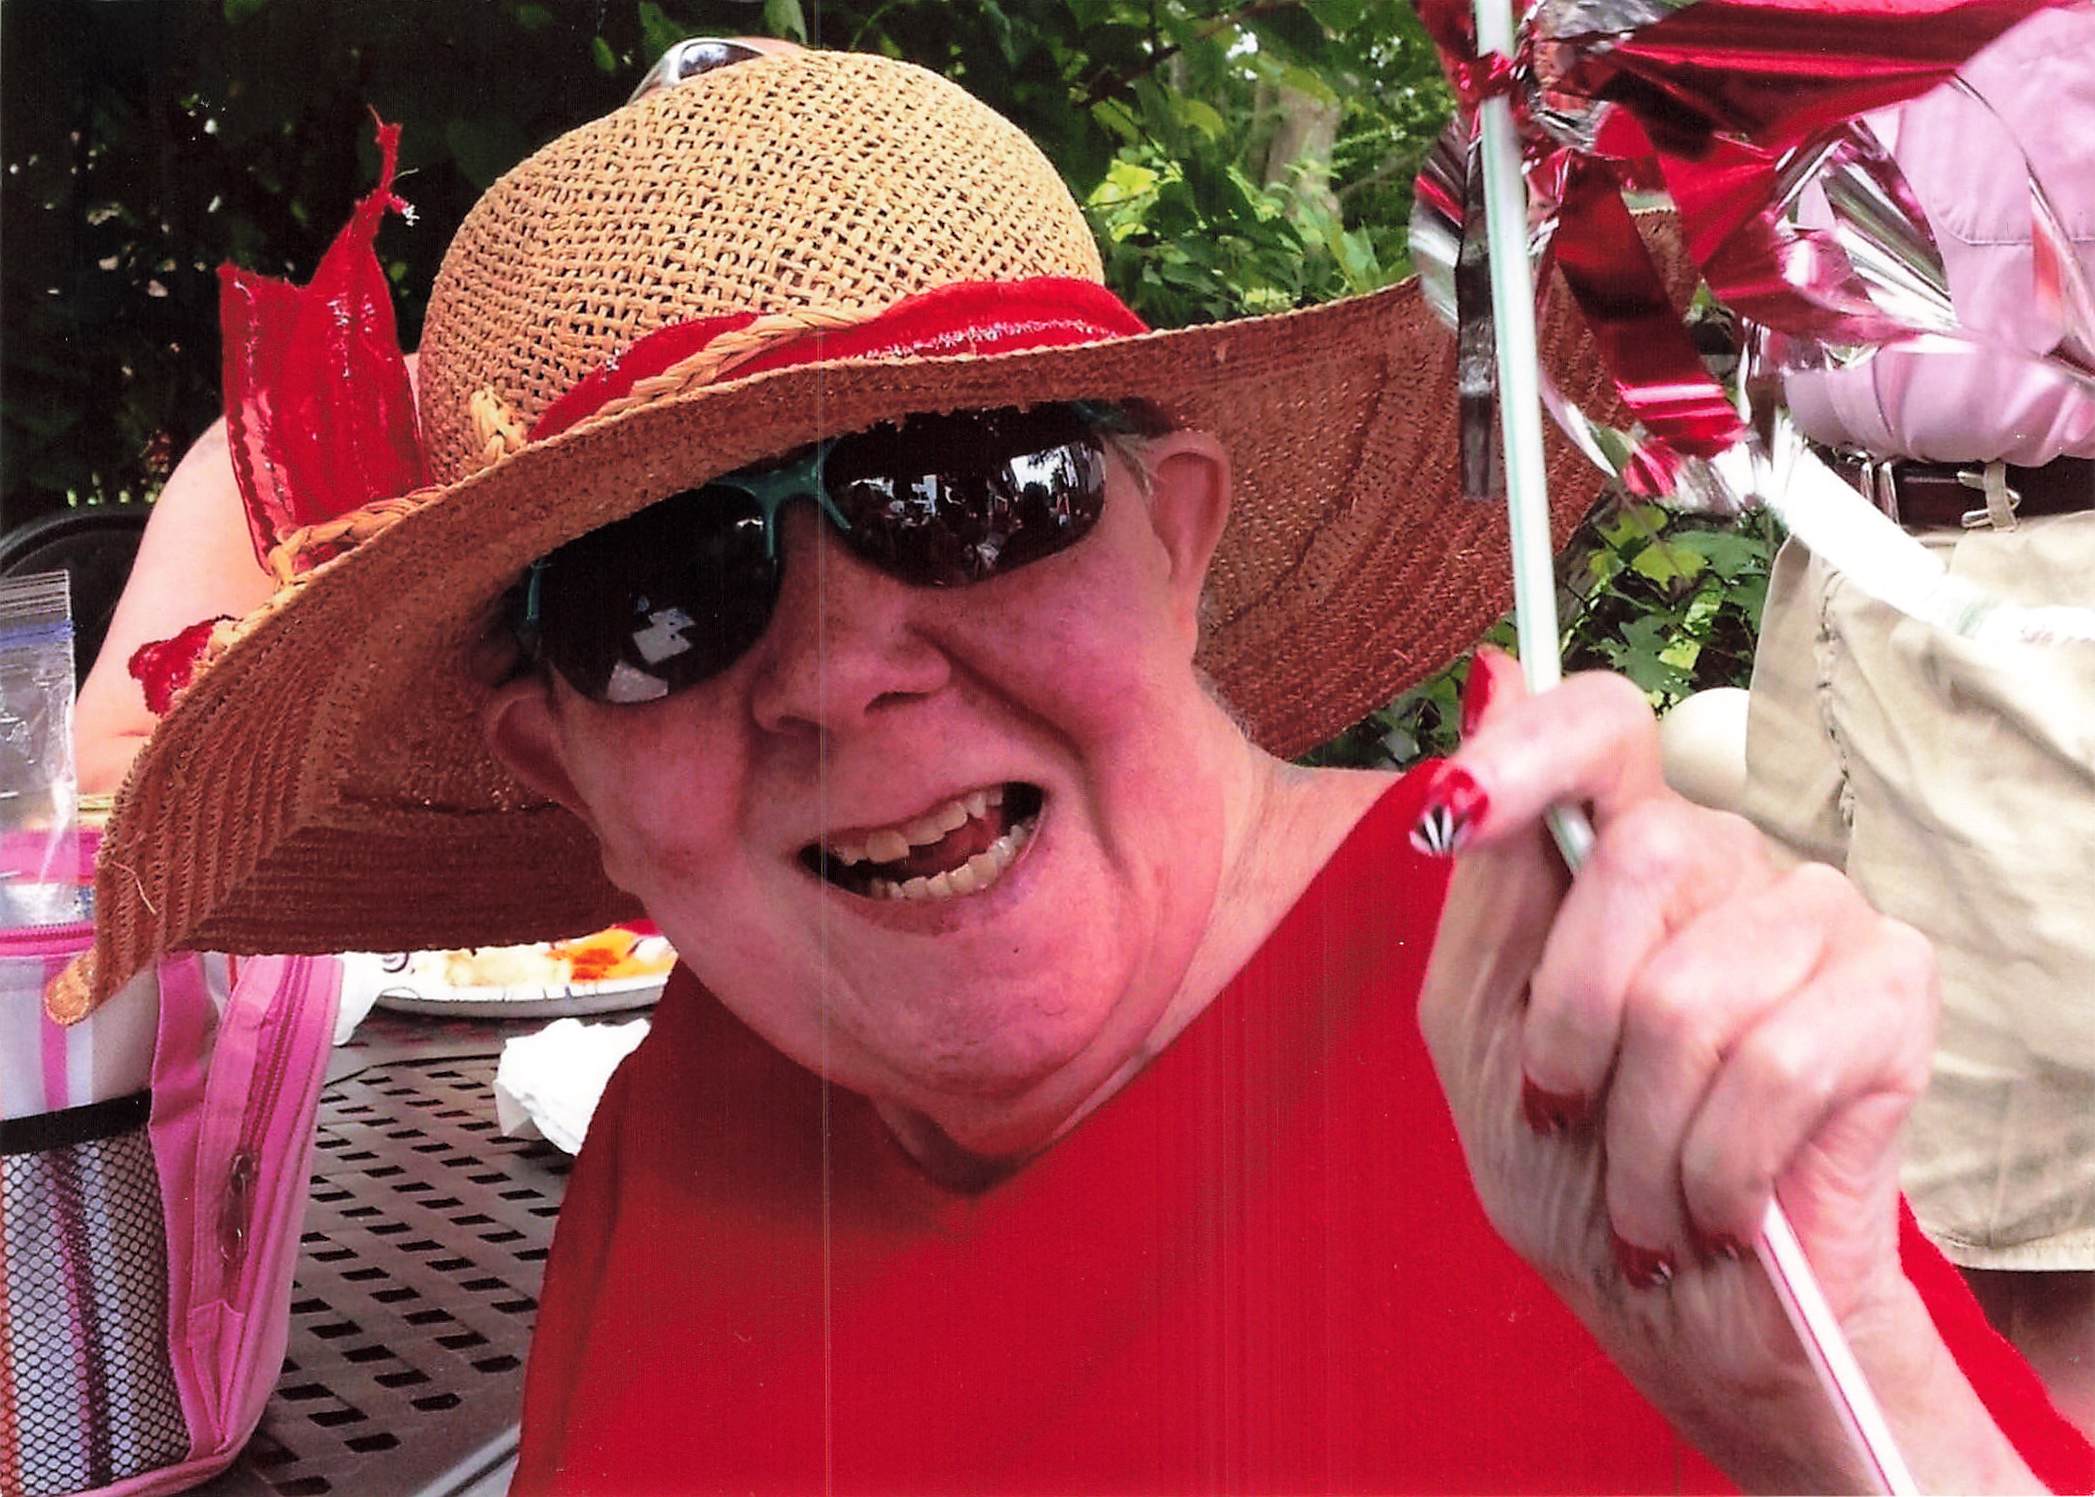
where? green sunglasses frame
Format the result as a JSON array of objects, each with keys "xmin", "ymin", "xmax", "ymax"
[{"xmin": 514, "ymin": 400, "xmax": 1137, "ymax": 645}]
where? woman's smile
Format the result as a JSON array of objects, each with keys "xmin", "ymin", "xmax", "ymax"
[{"xmin": 801, "ymin": 781, "xmax": 1045, "ymax": 901}]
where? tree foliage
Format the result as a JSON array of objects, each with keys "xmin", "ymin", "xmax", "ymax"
[
  {"xmin": 1303, "ymin": 505, "xmax": 1781, "ymax": 769},
  {"xmin": 1, "ymin": 0, "xmax": 1447, "ymax": 523}
]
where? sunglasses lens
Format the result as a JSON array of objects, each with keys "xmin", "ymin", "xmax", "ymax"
[
  {"xmin": 824, "ymin": 407, "xmax": 1108, "ymax": 586},
  {"xmin": 537, "ymin": 487, "xmax": 778, "ymax": 703}
]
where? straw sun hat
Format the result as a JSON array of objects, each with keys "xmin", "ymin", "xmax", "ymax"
[{"xmin": 72, "ymin": 47, "xmax": 1623, "ymax": 1016}]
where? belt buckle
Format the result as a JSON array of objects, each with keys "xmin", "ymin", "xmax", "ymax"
[
  {"xmin": 1851, "ymin": 453, "xmax": 1899, "ymax": 525},
  {"xmin": 1956, "ymin": 463, "xmax": 2022, "ymax": 529}
]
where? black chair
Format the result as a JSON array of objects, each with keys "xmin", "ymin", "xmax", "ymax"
[{"xmin": 0, "ymin": 505, "xmax": 151, "ymax": 681}]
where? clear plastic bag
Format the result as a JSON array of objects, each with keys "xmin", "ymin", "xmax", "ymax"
[{"xmin": 0, "ymin": 570, "xmax": 89, "ymax": 928}]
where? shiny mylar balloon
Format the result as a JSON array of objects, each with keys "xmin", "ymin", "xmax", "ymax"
[{"xmin": 1410, "ymin": 0, "xmax": 2095, "ymax": 643}]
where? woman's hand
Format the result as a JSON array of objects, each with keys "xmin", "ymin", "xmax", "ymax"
[{"xmin": 1416, "ymin": 649, "xmax": 2034, "ymax": 1492}]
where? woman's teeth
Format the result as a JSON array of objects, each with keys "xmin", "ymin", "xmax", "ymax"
[
  {"xmin": 830, "ymin": 786, "xmax": 1002, "ymax": 866},
  {"xmin": 868, "ymin": 816, "xmax": 1036, "ymax": 902},
  {"xmin": 807, "ymin": 783, "xmax": 1046, "ymax": 902}
]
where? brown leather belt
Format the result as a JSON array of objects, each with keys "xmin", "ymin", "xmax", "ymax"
[{"xmin": 1822, "ymin": 449, "xmax": 2095, "ymax": 530}]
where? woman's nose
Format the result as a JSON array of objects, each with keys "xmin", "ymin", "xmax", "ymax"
[{"xmin": 746, "ymin": 506, "xmax": 951, "ymax": 738}]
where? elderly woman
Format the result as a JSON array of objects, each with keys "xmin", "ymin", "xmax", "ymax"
[{"xmin": 84, "ymin": 45, "xmax": 2089, "ymax": 1495}]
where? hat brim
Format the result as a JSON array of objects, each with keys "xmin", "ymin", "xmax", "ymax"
[{"xmin": 84, "ymin": 270, "xmax": 1625, "ymax": 1009}]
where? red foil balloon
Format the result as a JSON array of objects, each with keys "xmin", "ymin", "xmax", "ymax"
[{"xmin": 1410, "ymin": 0, "xmax": 2082, "ymax": 489}]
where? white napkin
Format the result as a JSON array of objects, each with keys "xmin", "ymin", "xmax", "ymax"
[
  {"xmin": 332, "ymin": 953, "xmax": 389, "ymax": 1045},
  {"xmin": 491, "ymin": 1016, "xmax": 651, "ymax": 1154}
]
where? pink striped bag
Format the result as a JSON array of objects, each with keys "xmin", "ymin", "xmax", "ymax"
[{"xmin": 1, "ymin": 853, "xmax": 341, "ymax": 1497}]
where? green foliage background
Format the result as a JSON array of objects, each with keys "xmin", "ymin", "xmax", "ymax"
[
  {"xmin": 0, "ymin": 0, "xmax": 1771, "ymax": 755},
  {"xmin": 1, "ymin": 0, "xmax": 1448, "ymax": 515}
]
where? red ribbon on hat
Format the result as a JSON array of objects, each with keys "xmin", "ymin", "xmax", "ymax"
[
  {"xmin": 530, "ymin": 279, "xmax": 1150, "ymax": 443},
  {"xmin": 1411, "ymin": 0, "xmax": 2078, "ymax": 481}
]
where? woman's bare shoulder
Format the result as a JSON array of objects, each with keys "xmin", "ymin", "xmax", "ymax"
[{"xmin": 1290, "ymin": 763, "xmax": 1405, "ymax": 845}]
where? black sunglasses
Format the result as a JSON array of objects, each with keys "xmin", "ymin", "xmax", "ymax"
[{"xmin": 517, "ymin": 403, "xmax": 1135, "ymax": 704}]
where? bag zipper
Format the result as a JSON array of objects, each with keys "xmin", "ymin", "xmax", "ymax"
[
  {"xmin": 0, "ymin": 917, "xmax": 93, "ymax": 957},
  {"xmin": 216, "ymin": 957, "xmax": 311, "ymax": 1277}
]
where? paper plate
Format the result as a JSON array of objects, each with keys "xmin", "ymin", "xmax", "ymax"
[{"xmin": 345, "ymin": 946, "xmax": 672, "ymax": 1020}]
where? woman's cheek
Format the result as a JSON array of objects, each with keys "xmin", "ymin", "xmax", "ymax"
[{"xmin": 568, "ymin": 743, "xmax": 739, "ymax": 900}]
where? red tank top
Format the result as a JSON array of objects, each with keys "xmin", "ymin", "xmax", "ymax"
[{"xmin": 516, "ymin": 767, "xmax": 2091, "ymax": 1493}]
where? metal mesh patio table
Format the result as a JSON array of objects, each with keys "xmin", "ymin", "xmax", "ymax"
[{"xmin": 196, "ymin": 1013, "xmax": 585, "ymax": 1497}]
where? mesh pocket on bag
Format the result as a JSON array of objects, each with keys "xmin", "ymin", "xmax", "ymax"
[{"xmin": 2, "ymin": 1094, "xmax": 190, "ymax": 1496}]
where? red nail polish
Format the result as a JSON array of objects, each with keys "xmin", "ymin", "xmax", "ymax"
[
  {"xmin": 1410, "ymin": 765, "xmax": 1490, "ymax": 857},
  {"xmin": 1519, "ymin": 1077, "xmax": 1590, "ymax": 1137},
  {"xmin": 1691, "ymin": 1226, "xmax": 1748, "ymax": 1264},
  {"xmin": 1610, "ymin": 1231, "xmax": 1676, "ymax": 1290},
  {"xmin": 1461, "ymin": 653, "xmax": 1498, "ymax": 738}
]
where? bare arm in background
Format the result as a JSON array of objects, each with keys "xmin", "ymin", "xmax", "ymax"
[
  {"xmin": 75, "ymin": 352, "xmax": 424, "ymax": 795},
  {"xmin": 73, "ymin": 416, "xmax": 273, "ymax": 795}
]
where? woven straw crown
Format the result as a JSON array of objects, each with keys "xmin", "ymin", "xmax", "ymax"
[
  {"xmin": 77, "ymin": 47, "xmax": 1628, "ymax": 1016},
  {"xmin": 417, "ymin": 52, "xmax": 1104, "ymax": 483}
]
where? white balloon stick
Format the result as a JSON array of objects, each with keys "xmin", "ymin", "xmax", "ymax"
[{"xmin": 1465, "ymin": 1, "xmax": 1915, "ymax": 1490}]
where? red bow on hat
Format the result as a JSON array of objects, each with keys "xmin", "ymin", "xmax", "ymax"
[{"xmin": 220, "ymin": 114, "xmax": 429, "ymax": 570}]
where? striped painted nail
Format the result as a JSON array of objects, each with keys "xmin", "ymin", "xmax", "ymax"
[
  {"xmin": 1610, "ymin": 1231, "xmax": 1676, "ymax": 1290},
  {"xmin": 1410, "ymin": 765, "xmax": 1490, "ymax": 857}
]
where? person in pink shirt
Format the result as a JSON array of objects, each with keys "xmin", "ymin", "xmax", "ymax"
[{"xmin": 1744, "ymin": 3, "xmax": 2095, "ymax": 1429}]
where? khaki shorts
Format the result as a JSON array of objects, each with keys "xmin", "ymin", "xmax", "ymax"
[{"xmin": 1743, "ymin": 513, "xmax": 2095, "ymax": 1269}]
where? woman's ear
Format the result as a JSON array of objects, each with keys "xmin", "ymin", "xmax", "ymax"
[
  {"xmin": 483, "ymin": 673, "xmax": 593, "ymax": 830},
  {"xmin": 1138, "ymin": 430, "xmax": 1231, "ymax": 643}
]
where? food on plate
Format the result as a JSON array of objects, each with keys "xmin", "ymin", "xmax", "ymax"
[{"xmin": 419, "ymin": 924, "xmax": 675, "ymax": 991}]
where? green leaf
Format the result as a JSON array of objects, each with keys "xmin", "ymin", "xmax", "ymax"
[
  {"xmin": 1100, "ymin": 158, "xmax": 1160, "ymax": 197},
  {"xmin": 1681, "ymin": 579, "xmax": 1725, "ymax": 634},
  {"xmin": 444, "ymin": 116, "xmax": 532, "ymax": 192},
  {"xmin": 764, "ymin": 0, "xmax": 809, "ymax": 44},
  {"xmin": 1673, "ymin": 527, "xmax": 1769, "ymax": 583},
  {"xmin": 1595, "ymin": 502, "xmax": 1669, "ymax": 552},
  {"xmin": 1731, "ymin": 573, "xmax": 1770, "ymax": 633},
  {"xmin": 1629, "ymin": 536, "xmax": 1706, "ymax": 587},
  {"xmin": 1174, "ymin": 97, "xmax": 1227, "ymax": 143},
  {"xmin": 1305, "ymin": 0, "xmax": 1368, "ymax": 31},
  {"xmin": 637, "ymin": 2, "xmax": 687, "ymax": 61},
  {"xmin": 590, "ymin": 35, "xmax": 619, "ymax": 73},
  {"xmin": 1277, "ymin": 63, "xmax": 1341, "ymax": 109},
  {"xmin": 1614, "ymin": 616, "xmax": 1693, "ymax": 700},
  {"xmin": 1658, "ymin": 636, "xmax": 1702, "ymax": 674},
  {"xmin": 1222, "ymin": 164, "xmax": 1283, "ymax": 222},
  {"xmin": 1090, "ymin": 98, "xmax": 1141, "ymax": 144},
  {"xmin": 1324, "ymin": 224, "xmax": 1382, "ymax": 293},
  {"xmin": 978, "ymin": 0, "xmax": 1021, "ymax": 65},
  {"xmin": 512, "ymin": 3, "xmax": 555, "ymax": 32},
  {"xmin": 224, "ymin": 0, "xmax": 268, "ymax": 21},
  {"xmin": 1584, "ymin": 545, "xmax": 1626, "ymax": 589}
]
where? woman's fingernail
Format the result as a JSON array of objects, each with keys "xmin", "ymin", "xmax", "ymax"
[
  {"xmin": 1610, "ymin": 1231, "xmax": 1676, "ymax": 1290},
  {"xmin": 1410, "ymin": 765, "xmax": 1490, "ymax": 858},
  {"xmin": 1691, "ymin": 1225, "xmax": 1748, "ymax": 1264},
  {"xmin": 1519, "ymin": 1077, "xmax": 1590, "ymax": 1137},
  {"xmin": 1460, "ymin": 652, "xmax": 1499, "ymax": 738}
]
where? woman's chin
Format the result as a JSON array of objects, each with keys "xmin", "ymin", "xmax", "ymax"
[{"xmin": 882, "ymin": 1024, "xmax": 1101, "ymax": 1108}]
